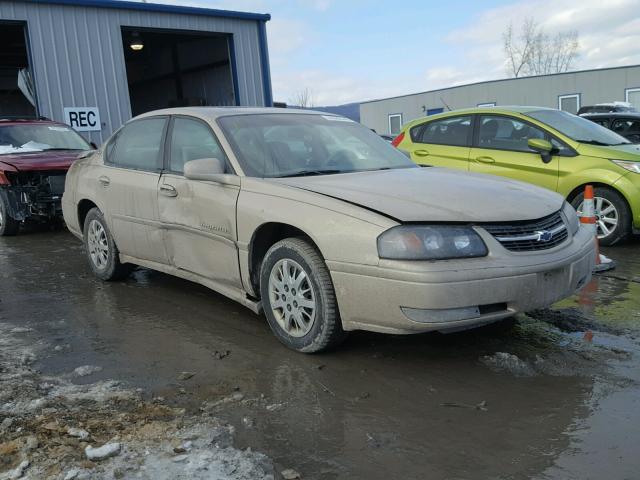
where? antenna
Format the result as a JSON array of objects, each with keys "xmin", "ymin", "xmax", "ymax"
[{"xmin": 440, "ymin": 97, "xmax": 452, "ymax": 111}]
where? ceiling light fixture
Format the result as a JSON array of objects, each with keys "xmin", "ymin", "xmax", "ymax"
[{"xmin": 130, "ymin": 32, "xmax": 144, "ymax": 51}]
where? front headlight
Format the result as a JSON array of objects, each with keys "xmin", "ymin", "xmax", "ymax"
[
  {"xmin": 611, "ymin": 159, "xmax": 640, "ymax": 174},
  {"xmin": 562, "ymin": 201, "xmax": 579, "ymax": 235},
  {"xmin": 377, "ymin": 225, "xmax": 488, "ymax": 260}
]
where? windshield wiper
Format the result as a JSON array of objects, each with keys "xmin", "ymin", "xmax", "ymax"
[
  {"xmin": 277, "ymin": 169, "xmax": 343, "ymax": 178},
  {"xmin": 43, "ymin": 148, "xmax": 84, "ymax": 151},
  {"xmin": 576, "ymin": 139, "xmax": 616, "ymax": 146}
]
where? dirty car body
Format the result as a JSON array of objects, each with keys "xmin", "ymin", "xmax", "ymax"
[
  {"xmin": 62, "ymin": 108, "xmax": 596, "ymax": 352},
  {"xmin": 0, "ymin": 119, "xmax": 92, "ymax": 235}
]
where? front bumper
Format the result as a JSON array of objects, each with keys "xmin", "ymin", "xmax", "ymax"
[{"xmin": 329, "ymin": 225, "xmax": 596, "ymax": 334}]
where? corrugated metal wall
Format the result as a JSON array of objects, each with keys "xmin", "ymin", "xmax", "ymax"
[
  {"xmin": 0, "ymin": 1, "xmax": 269, "ymax": 143},
  {"xmin": 360, "ymin": 66, "xmax": 640, "ymax": 135}
]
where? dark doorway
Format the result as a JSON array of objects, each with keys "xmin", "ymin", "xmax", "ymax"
[
  {"xmin": 121, "ymin": 28, "xmax": 236, "ymax": 116},
  {"xmin": 0, "ymin": 22, "xmax": 37, "ymax": 118}
]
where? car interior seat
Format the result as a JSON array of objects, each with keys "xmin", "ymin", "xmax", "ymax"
[{"xmin": 479, "ymin": 119, "xmax": 499, "ymax": 146}]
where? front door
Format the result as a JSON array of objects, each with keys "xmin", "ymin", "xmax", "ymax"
[
  {"xmin": 97, "ymin": 116, "xmax": 169, "ymax": 264},
  {"xmin": 469, "ymin": 114, "xmax": 560, "ymax": 192},
  {"xmin": 407, "ymin": 115, "xmax": 472, "ymax": 170},
  {"xmin": 158, "ymin": 116, "xmax": 241, "ymax": 289}
]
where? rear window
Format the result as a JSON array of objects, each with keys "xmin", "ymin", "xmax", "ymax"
[
  {"xmin": 109, "ymin": 118, "xmax": 166, "ymax": 171},
  {"xmin": 410, "ymin": 116, "xmax": 471, "ymax": 147}
]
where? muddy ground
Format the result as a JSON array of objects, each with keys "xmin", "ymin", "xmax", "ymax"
[{"xmin": 1, "ymin": 230, "xmax": 640, "ymax": 479}]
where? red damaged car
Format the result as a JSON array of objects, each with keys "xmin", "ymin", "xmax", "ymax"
[{"xmin": 0, "ymin": 119, "xmax": 93, "ymax": 236}]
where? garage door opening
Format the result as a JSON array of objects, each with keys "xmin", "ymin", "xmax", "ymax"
[
  {"xmin": 121, "ymin": 28, "xmax": 237, "ymax": 116},
  {"xmin": 0, "ymin": 22, "xmax": 37, "ymax": 118}
]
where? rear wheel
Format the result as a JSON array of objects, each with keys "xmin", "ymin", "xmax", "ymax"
[
  {"xmin": 572, "ymin": 187, "xmax": 631, "ymax": 246},
  {"xmin": 260, "ymin": 237, "xmax": 347, "ymax": 353},
  {"xmin": 83, "ymin": 208, "xmax": 133, "ymax": 281},
  {"xmin": 0, "ymin": 194, "xmax": 19, "ymax": 236}
]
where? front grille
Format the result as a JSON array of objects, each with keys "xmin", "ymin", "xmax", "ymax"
[{"xmin": 480, "ymin": 211, "xmax": 568, "ymax": 252}]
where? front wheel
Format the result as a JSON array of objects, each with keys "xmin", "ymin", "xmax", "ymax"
[
  {"xmin": 571, "ymin": 187, "xmax": 631, "ymax": 246},
  {"xmin": 0, "ymin": 193, "xmax": 20, "ymax": 236},
  {"xmin": 83, "ymin": 208, "xmax": 133, "ymax": 281},
  {"xmin": 260, "ymin": 238, "xmax": 347, "ymax": 353}
]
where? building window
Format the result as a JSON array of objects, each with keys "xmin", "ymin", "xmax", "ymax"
[
  {"xmin": 558, "ymin": 94, "xmax": 580, "ymax": 114},
  {"xmin": 388, "ymin": 113, "xmax": 403, "ymax": 135},
  {"xmin": 426, "ymin": 108, "xmax": 444, "ymax": 116},
  {"xmin": 626, "ymin": 88, "xmax": 640, "ymax": 109},
  {"xmin": 477, "ymin": 102, "xmax": 496, "ymax": 107}
]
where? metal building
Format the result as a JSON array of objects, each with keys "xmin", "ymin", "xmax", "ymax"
[
  {"xmin": 360, "ymin": 65, "xmax": 640, "ymax": 136},
  {"xmin": 0, "ymin": 0, "xmax": 272, "ymax": 143}
]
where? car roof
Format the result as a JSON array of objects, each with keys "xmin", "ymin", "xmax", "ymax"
[
  {"xmin": 134, "ymin": 107, "xmax": 337, "ymax": 123},
  {"xmin": 402, "ymin": 106, "xmax": 555, "ymax": 129},
  {"xmin": 581, "ymin": 112, "xmax": 640, "ymax": 119}
]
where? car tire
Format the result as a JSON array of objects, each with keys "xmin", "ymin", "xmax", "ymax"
[
  {"xmin": 571, "ymin": 187, "xmax": 631, "ymax": 246},
  {"xmin": 83, "ymin": 207, "xmax": 133, "ymax": 281},
  {"xmin": 260, "ymin": 237, "xmax": 347, "ymax": 353},
  {"xmin": 0, "ymin": 193, "xmax": 20, "ymax": 236}
]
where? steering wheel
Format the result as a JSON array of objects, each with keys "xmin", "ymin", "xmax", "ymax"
[{"xmin": 327, "ymin": 149, "xmax": 358, "ymax": 169}]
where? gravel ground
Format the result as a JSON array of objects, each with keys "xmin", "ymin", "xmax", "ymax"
[{"xmin": 0, "ymin": 322, "xmax": 275, "ymax": 480}]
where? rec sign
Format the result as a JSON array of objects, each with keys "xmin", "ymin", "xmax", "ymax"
[{"xmin": 63, "ymin": 107, "xmax": 101, "ymax": 132}]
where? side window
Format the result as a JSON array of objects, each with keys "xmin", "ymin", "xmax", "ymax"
[
  {"xmin": 477, "ymin": 116, "xmax": 544, "ymax": 153},
  {"xmin": 412, "ymin": 116, "xmax": 471, "ymax": 146},
  {"xmin": 550, "ymin": 138, "xmax": 574, "ymax": 156},
  {"xmin": 110, "ymin": 118, "xmax": 166, "ymax": 171},
  {"xmin": 611, "ymin": 119, "xmax": 640, "ymax": 142},
  {"xmin": 611, "ymin": 119, "xmax": 627, "ymax": 134},
  {"xmin": 105, "ymin": 135, "xmax": 118, "ymax": 162},
  {"xmin": 170, "ymin": 117, "xmax": 229, "ymax": 174}
]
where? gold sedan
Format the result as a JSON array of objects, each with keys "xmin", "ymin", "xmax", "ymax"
[{"xmin": 62, "ymin": 108, "xmax": 595, "ymax": 352}]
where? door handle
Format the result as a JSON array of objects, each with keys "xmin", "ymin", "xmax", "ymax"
[
  {"xmin": 159, "ymin": 184, "xmax": 178, "ymax": 197},
  {"xmin": 414, "ymin": 149, "xmax": 430, "ymax": 157},
  {"xmin": 98, "ymin": 176, "xmax": 110, "ymax": 186},
  {"xmin": 475, "ymin": 156, "xmax": 495, "ymax": 164}
]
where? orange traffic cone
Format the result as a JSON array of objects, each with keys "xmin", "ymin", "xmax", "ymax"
[{"xmin": 581, "ymin": 185, "xmax": 615, "ymax": 273}]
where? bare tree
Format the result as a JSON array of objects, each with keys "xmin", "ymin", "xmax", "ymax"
[
  {"xmin": 503, "ymin": 17, "xmax": 579, "ymax": 78},
  {"xmin": 289, "ymin": 88, "xmax": 315, "ymax": 108}
]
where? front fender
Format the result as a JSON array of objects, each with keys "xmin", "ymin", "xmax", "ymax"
[
  {"xmin": 236, "ymin": 180, "xmax": 396, "ymax": 296},
  {"xmin": 613, "ymin": 172, "xmax": 640, "ymax": 228},
  {"xmin": 557, "ymin": 166, "xmax": 625, "ymax": 199}
]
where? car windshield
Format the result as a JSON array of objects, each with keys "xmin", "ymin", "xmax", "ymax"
[
  {"xmin": 0, "ymin": 124, "xmax": 90, "ymax": 155},
  {"xmin": 217, "ymin": 113, "xmax": 416, "ymax": 178},
  {"xmin": 525, "ymin": 109, "xmax": 631, "ymax": 146}
]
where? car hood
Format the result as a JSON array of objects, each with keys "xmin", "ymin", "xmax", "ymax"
[
  {"xmin": 273, "ymin": 167, "xmax": 564, "ymax": 222},
  {"xmin": 577, "ymin": 142, "xmax": 640, "ymax": 160},
  {"xmin": 0, "ymin": 150, "xmax": 81, "ymax": 172}
]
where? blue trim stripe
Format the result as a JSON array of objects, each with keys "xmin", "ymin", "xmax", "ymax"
[
  {"xmin": 22, "ymin": 0, "xmax": 271, "ymax": 21},
  {"xmin": 257, "ymin": 21, "xmax": 273, "ymax": 106}
]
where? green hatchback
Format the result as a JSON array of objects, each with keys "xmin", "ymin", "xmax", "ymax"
[{"xmin": 394, "ymin": 106, "xmax": 640, "ymax": 245}]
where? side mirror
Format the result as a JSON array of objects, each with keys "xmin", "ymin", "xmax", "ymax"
[
  {"xmin": 184, "ymin": 158, "xmax": 239, "ymax": 186},
  {"xmin": 528, "ymin": 138, "xmax": 554, "ymax": 164}
]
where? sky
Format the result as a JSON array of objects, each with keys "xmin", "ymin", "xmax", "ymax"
[{"xmin": 138, "ymin": 0, "xmax": 640, "ymax": 106}]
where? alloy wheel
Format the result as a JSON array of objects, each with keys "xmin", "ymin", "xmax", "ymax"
[
  {"xmin": 87, "ymin": 219, "xmax": 109, "ymax": 269},
  {"xmin": 577, "ymin": 196, "xmax": 618, "ymax": 239},
  {"xmin": 268, "ymin": 258, "xmax": 317, "ymax": 337}
]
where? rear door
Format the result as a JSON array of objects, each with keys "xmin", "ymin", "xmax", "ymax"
[
  {"xmin": 406, "ymin": 115, "xmax": 472, "ymax": 170},
  {"xmin": 158, "ymin": 116, "xmax": 242, "ymax": 290},
  {"xmin": 97, "ymin": 116, "xmax": 169, "ymax": 264},
  {"xmin": 468, "ymin": 114, "xmax": 560, "ymax": 192}
]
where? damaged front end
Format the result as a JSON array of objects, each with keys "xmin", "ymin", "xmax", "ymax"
[{"xmin": 0, "ymin": 170, "xmax": 67, "ymax": 223}]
